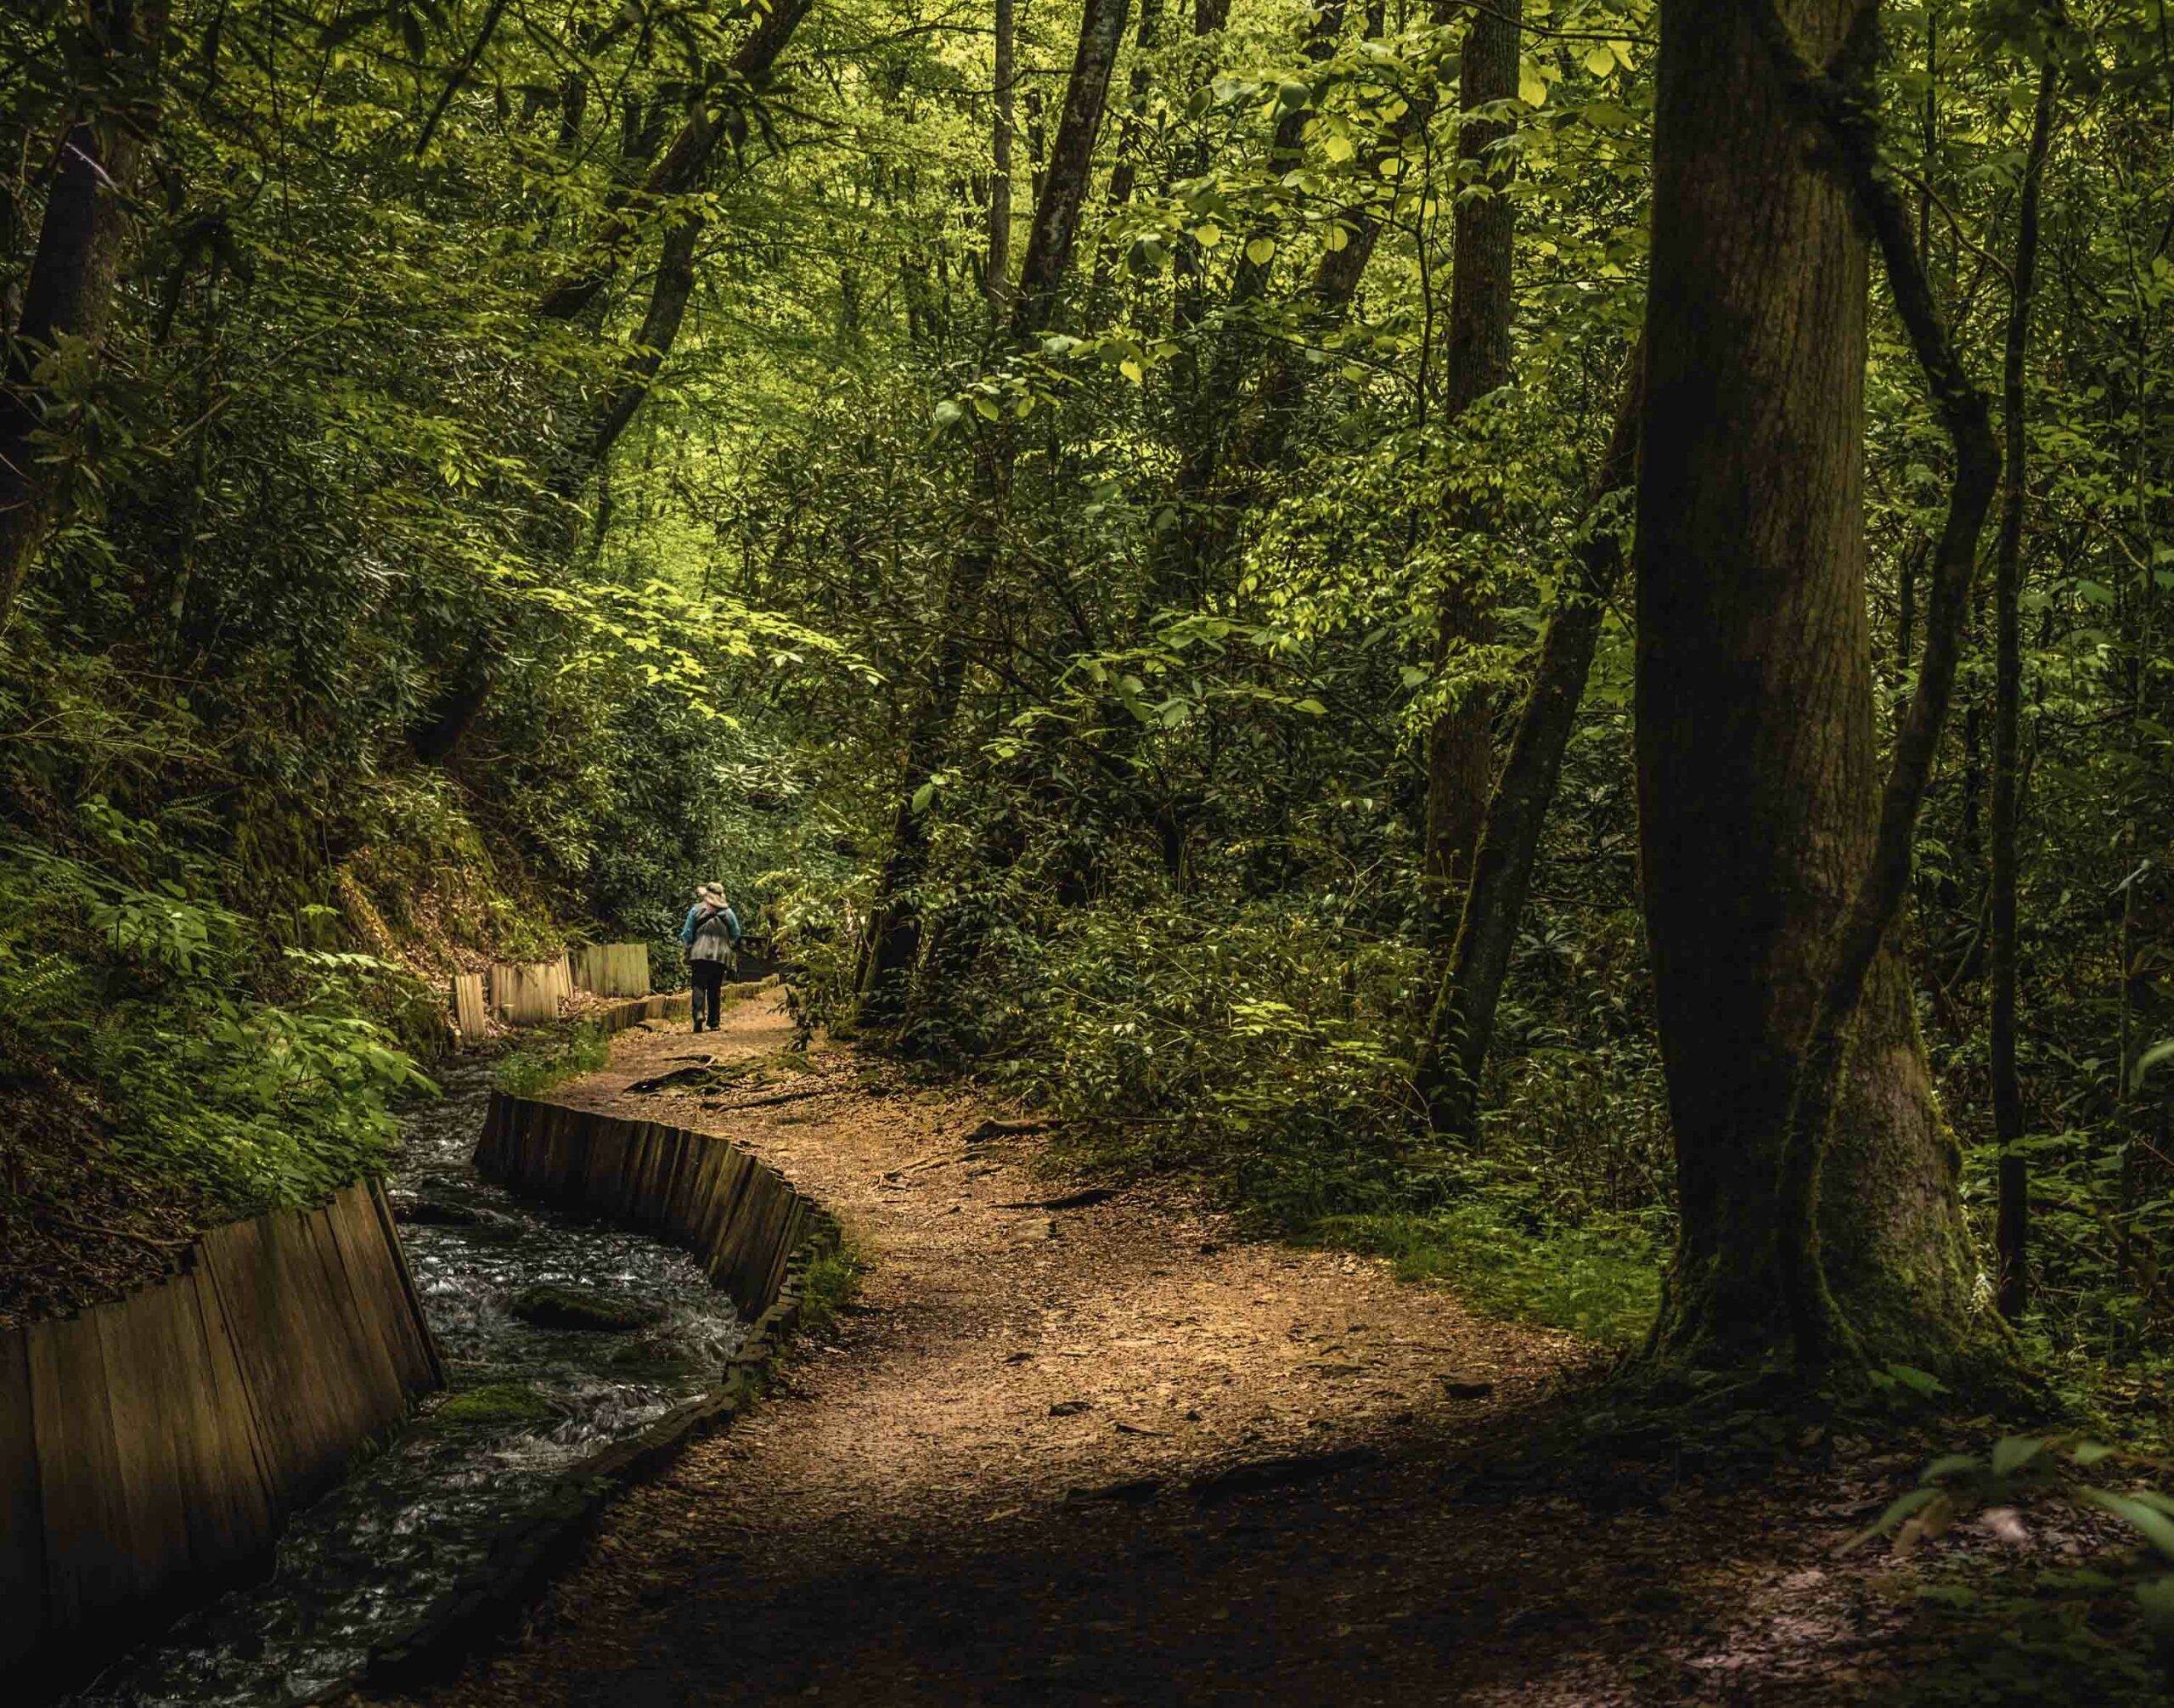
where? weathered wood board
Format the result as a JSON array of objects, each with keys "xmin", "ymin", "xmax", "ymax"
[
  {"xmin": 476, "ymin": 1093, "xmax": 814, "ymax": 1321},
  {"xmin": 573, "ymin": 942, "xmax": 651, "ymax": 999},
  {"xmin": 4, "ymin": 1182, "xmax": 440, "ymax": 1688},
  {"xmin": 450, "ymin": 972, "xmax": 487, "ymax": 1041}
]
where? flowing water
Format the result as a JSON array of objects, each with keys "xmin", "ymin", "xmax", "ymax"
[{"xmin": 71, "ymin": 1046, "xmax": 744, "ymax": 1708}]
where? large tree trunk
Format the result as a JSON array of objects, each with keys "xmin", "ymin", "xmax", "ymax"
[
  {"xmin": 857, "ymin": 0, "xmax": 1133, "ymax": 1028},
  {"xmin": 1993, "ymin": 56, "xmax": 2057, "ymax": 1323},
  {"xmin": 0, "ymin": 0, "xmax": 171, "ymax": 636},
  {"xmin": 1419, "ymin": 0, "xmax": 1520, "ymax": 945},
  {"xmin": 1416, "ymin": 350, "xmax": 1641, "ymax": 1136},
  {"xmin": 1636, "ymin": 0, "xmax": 1979, "ymax": 1367}
]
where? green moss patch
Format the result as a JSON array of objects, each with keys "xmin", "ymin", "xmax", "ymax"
[{"xmin": 436, "ymin": 1382, "xmax": 556, "ymax": 1426}]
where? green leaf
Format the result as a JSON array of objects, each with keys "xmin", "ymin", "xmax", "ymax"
[
  {"xmin": 1991, "ymin": 1436, "xmax": 2046, "ymax": 1478},
  {"xmin": 909, "ymin": 781, "xmax": 936, "ymax": 814},
  {"xmin": 1244, "ymin": 236, "xmax": 1276, "ymax": 267},
  {"xmin": 2081, "ymin": 1490, "xmax": 2174, "ymax": 1562},
  {"xmin": 1293, "ymin": 698, "xmax": 1326, "ymax": 716},
  {"xmin": 972, "ymin": 396, "xmax": 1001, "ymax": 421},
  {"xmin": 1847, "ymin": 1485, "xmax": 1940, "ymax": 1551},
  {"xmin": 2136, "ymin": 1576, "xmax": 2174, "ymax": 1639},
  {"xmin": 1585, "ymin": 44, "xmax": 1615, "ymax": 76}
]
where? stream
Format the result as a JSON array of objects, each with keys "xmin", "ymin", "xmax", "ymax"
[{"xmin": 70, "ymin": 1045, "xmax": 744, "ymax": 1708}]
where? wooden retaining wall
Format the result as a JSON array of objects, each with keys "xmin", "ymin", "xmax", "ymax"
[
  {"xmin": 572, "ymin": 943, "xmax": 651, "ymax": 1000},
  {"xmin": 594, "ymin": 992, "xmax": 681, "ymax": 1035},
  {"xmin": 492, "ymin": 955, "xmax": 573, "ymax": 1026},
  {"xmin": 449, "ymin": 944, "xmax": 654, "ymax": 1044},
  {"xmin": 475, "ymin": 1096, "xmax": 816, "ymax": 1320},
  {"xmin": 2, "ymin": 1181, "xmax": 442, "ymax": 1683}
]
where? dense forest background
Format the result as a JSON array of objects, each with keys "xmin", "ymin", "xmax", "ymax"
[{"xmin": 0, "ymin": 0, "xmax": 2168, "ymax": 1430}]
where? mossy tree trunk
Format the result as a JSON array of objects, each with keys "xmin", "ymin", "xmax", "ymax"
[{"xmin": 1634, "ymin": 0, "xmax": 1981, "ymax": 1368}]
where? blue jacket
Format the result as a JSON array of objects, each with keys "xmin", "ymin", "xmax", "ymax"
[{"xmin": 680, "ymin": 902, "xmax": 741, "ymax": 957}]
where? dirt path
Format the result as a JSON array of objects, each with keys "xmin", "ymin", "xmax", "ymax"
[{"xmin": 369, "ymin": 995, "xmax": 1914, "ymax": 1706}]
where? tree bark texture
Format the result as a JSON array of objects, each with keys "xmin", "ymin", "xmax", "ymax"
[
  {"xmin": 1420, "ymin": 0, "xmax": 1521, "ymax": 943},
  {"xmin": 1636, "ymin": 0, "xmax": 1979, "ymax": 1367},
  {"xmin": 582, "ymin": 209, "xmax": 703, "ymax": 469},
  {"xmin": 859, "ymin": 0, "xmax": 1132, "ymax": 1025},
  {"xmin": 1009, "ymin": 0, "xmax": 1133, "ymax": 341},
  {"xmin": 1994, "ymin": 55, "xmax": 2057, "ymax": 1323},
  {"xmin": 1416, "ymin": 349, "xmax": 1642, "ymax": 1136},
  {"xmin": 0, "ymin": 0, "xmax": 172, "ymax": 636},
  {"xmin": 1088, "ymin": 0, "xmax": 1168, "ymax": 307}
]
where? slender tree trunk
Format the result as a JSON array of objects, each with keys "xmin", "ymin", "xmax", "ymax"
[
  {"xmin": 1993, "ymin": 55, "xmax": 2058, "ymax": 1323},
  {"xmin": 858, "ymin": 0, "xmax": 1133, "ymax": 1027},
  {"xmin": 989, "ymin": 0, "xmax": 1016, "ymax": 308},
  {"xmin": 1636, "ymin": 0, "xmax": 1982, "ymax": 1369},
  {"xmin": 1146, "ymin": 0, "xmax": 1349, "ymax": 610},
  {"xmin": 583, "ymin": 211, "xmax": 702, "ymax": 467},
  {"xmin": 1416, "ymin": 350, "xmax": 1642, "ymax": 1135},
  {"xmin": 534, "ymin": 0, "xmax": 812, "ymax": 323},
  {"xmin": 0, "ymin": 0, "xmax": 172, "ymax": 637},
  {"xmin": 409, "ymin": 0, "xmax": 814, "ymax": 764},
  {"xmin": 1089, "ymin": 0, "xmax": 1168, "ymax": 308},
  {"xmin": 1420, "ymin": 0, "xmax": 1520, "ymax": 945}
]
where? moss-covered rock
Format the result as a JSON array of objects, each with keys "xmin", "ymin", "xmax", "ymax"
[
  {"xmin": 436, "ymin": 1381, "xmax": 556, "ymax": 1425},
  {"xmin": 510, "ymin": 1284, "xmax": 657, "ymax": 1333}
]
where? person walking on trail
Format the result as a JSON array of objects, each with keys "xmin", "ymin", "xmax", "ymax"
[{"xmin": 679, "ymin": 883, "xmax": 741, "ymax": 1033}]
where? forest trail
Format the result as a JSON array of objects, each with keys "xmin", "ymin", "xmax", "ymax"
[{"xmin": 372, "ymin": 995, "xmax": 1906, "ymax": 1707}]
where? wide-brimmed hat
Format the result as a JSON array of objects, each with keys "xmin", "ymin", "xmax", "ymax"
[{"xmin": 696, "ymin": 882, "xmax": 727, "ymax": 903}]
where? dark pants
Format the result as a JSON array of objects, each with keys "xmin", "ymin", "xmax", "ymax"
[{"xmin": 690, "ymin": 959, "xmax": 726, "ymax": 1029}]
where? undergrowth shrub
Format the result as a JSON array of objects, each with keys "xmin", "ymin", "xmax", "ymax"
[
  {"xmin": 892, "ymin": 879, "xmax": 1674, "ymax": 1344},
  {"xmin": 0, "ymin": 826, "xmax": 433, "ymax": 1212},
  {"xmin": 495, "ymin": 1022, "xmax": 612, "ymax": 1099}
]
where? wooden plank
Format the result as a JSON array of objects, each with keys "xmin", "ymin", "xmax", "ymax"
[
  {"xmin": 0, "ymin": 1327, "xmax": 47, "ymax": 1666},
  {"xmin": 451, "ymin": 973, "xmax": 487, "ymax": 1041},
  {"xmin": 27, "ymin": 1312, "xmax": 135, "ymax": 1633},
  {"xmin": 201, "ymin": 1210, "xmax": 357, "ymax": 1502},
  {"xmin": 95, "ymin": 1284, "xmax": 197, "ymax": 1605},
  {"xmin": 174, "ymin": 1264, "xmax": 280, "ymax": 1570},
  {"xmin": 318, "ymin": 1187, "xmax": 425, "ymax": 1425},
  {"xmin": 367, "ymin": 1179, "xmax": 445, "ymax": 1393}
]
